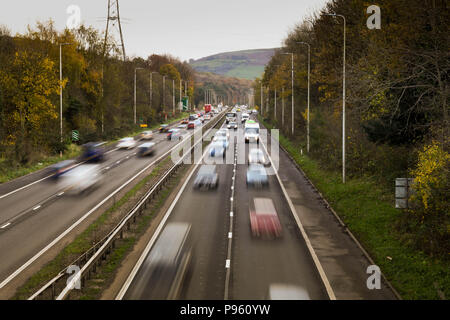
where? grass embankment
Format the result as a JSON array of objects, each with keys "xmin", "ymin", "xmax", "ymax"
[
  {"xmin": 0, "ymin": 144, "xmax": 81, "ymax": 183},
  {"xmin": 13, "ymin": 157, "xmax": 171, "ymax": 300},
  {"xmin": 0, "ymin": 112, "xmax": 190, "ymax": 184},
  {"xmin": 261, "ymin": 118, "xmax": 449, "ymax": 300}
]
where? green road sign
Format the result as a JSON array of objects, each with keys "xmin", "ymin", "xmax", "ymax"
[
  {"xmin": 72, "ymin": 130, "xmax": 79, "ymax": 141},
  {"xmin": 182, "ymin": 96, "xmax": 189, "ymax": 110}
]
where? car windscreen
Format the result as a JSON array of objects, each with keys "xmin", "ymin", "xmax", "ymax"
[
  {"xmin": 226, "ymin": 113, "xmax": 236, "ymax": 117},
  {"xmin": 245, "ymin": 128, "xmax": 259, "ymax": 134}
]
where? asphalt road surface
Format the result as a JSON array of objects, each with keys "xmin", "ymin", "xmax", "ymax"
[{"xmin": 123, "ymin": 113, "xmax": 328, "ymax": 300}]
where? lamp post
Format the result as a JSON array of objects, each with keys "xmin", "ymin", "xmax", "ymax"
[
  {"xmin": 150, "ymin": 72, "xmax": 157, "ymax": 110},
  {"xmin": 134, "ymin": 67, "xmax": 144, "ymax": 124},
  {"xmin": 282, "ymin": 52, "xmax": 294, "ymax": 135},
  {"xmin": 162, "ymin": 75, "xmax": 166, "ymax": 112},
  {"xmin": 59, "ymin": 42, "xmax": 71, "ymax": 158},
  {"xmin": 297, "ymin": 41, "xmax": 311, "ymax": 153},
  {"xmin": 260, "ymin": 81, "xmax": 263, "ymax": 116},
  {"xmin": 172, "ymin": 79, "xmax": 175, "ymax": 115},
  {"xmin": 282, "ymin": 87, "xmax": 285, "ymax": 128},
  {"xmin": 325, "ymin": 13, "xmax": 346, "ymax": 183}
]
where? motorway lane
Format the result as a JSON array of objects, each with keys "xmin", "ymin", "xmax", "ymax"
[
  {"xmin": 123, "ymin": 113, "xmax": 328, "ymax": 300},
  {"xmin": 124, "ymin": 121, "xmax": 233, "ymax": 300},
  {"xmin": 231, "ymin": 124, "xmax": 327, "ymax": 299},
  {"xmin": 0, "ymin": 119, "xmax": 212, "ymax": 286}
]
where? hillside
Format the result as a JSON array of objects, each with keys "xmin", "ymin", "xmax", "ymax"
[
  {"xmin": 189, "ymin": 48, "xmax": 276, "ymax": 80},
  {"xmin": 193, "ymin": 72, "xmax": 253, "ymax": 106}
]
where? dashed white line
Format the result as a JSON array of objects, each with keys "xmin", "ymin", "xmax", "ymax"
[
  {"xmin": 228, "ymin": 232, "xmax": 232, "ymax": 239},
  {"xmin": 1, "ymin": 223, "xmax": 11, "ymax": 229},
  {"xmin": 230, "ymin": 211, "xmax": 233, "ymax": 217},
  {"xmin": 57, "ymin": 192, "xmax": 64, "ymax": 196},
  {"xmin": 225, "ymin": 259, "xmax": 230, "ymax": 268},
  {"xmin": 32, "ymin": 205, "xmax": 41, "ymax": 211}
]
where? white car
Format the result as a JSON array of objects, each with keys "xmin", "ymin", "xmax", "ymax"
[
  {"xmin": 227, "ymin": 122, "xmax": 238, "ymax": 130},
  {"xmin": 59, "ymin": 164, "xmax": 102, "ymax": 194},
  {"xmin": 117, "ymin": 137, "xmax": 137, "ymax": 149},
  {"xmin": 241, "ymin": 113, "xmax": 250, "ymax": 123},
  {"xmin": 248, "ymin": 148, "xmax": 266, "ymax": 165}
]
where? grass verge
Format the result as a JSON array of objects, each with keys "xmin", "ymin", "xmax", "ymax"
[
  {"xmin": 260, "ymin": 117, "xmax": 449, "ymax": 300},
  {"xmin": 0, "ymin": 144, "xmax": 81, "ymax": 184}
]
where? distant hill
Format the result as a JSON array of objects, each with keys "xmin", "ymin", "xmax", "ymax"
[{"xmin": 189, "ymin": 48, "xmax": 276, "ymax": 80}]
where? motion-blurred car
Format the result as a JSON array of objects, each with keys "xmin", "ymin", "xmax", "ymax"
[
  {"xmin": 137, "ymin": 142, "xmax": 156, "ymax": 157},
  {"xmin": 269, "ymin": 284, "xmax": 310, "ymax": 300},
  {"xmin": 138, "ymin": 130, "xmax": 153, "ymax": 140},
  {"xmin": 59, "ymin": 164, "xmax": 102, "ymax": 194},
  {"xmin": 168, "ymin": 129, "xmax": 187, "ymax": 141},
  {"xmin": 193, "ymin": 165, "xmax": 219, "ymax": 190},
  {"xmin": 209, "ymin": 141, "xmax": 226, "ymax": 158},
  {"xmin": 189, "ymin": 114, "xmax": 198, "ymax": 121},
  {"xmin": 180, "ymin": 119, "xmax": 189, "ymax": 124},
  {"xmin": 246, "ymin": 164, "xmax": 268, "ymax": 187},
  {"xmin": 241, "ymin": 113, "xmax": 250, "ymax": 123},
  {"xmin": 249, "ymin": 198, "xmax": 282, "ymax": 238},
  {"xmin": 80, "ymin": 142, "xmax": 106, "ymax": 162},
  {"xmin": 204, "ymin": 114, "xmax": 211, "ymax": 120},
  {"xmin": 252, "ymin": 109, "xmax": 258, "ymax": 114},
  {"xmin": 125, "ymin": 223, "xmax": 192, "ymax": 299},
  {"xmin": 214, "ymin": 128, "xmax": 230, "ymax": 139},
  {"xmin": 248, "ymin": 148, "xmax": 266, "ymax": 165},
  {"xmin": 117, "ymin": 137, "xmax": 136, "ymax": 149},
  {"xmin": 227, "ymin": 121, "xmax": 238, "ymax": 130},
  {"xmin": 187, "ymin": 119, "xmax": 201, "ymax": 129},
  {"xmin": 214, "ymin": 135, "xmax": 229, "ymax": 149},
  {"xmin": 177, "ymin": 124, "xmax": 188, "ymax": 130},
  {"xmin": 159, "ymin": 124, "xmax": 170, "ymax": 133},
  {"xmin": 48, "ymin": 160, "xmax": 77, "ymax": 180}
]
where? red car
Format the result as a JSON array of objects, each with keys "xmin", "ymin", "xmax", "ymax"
[
  {"xmin": 181, "ymin": 119, "xmax": 189, "ymax": 124},
  {"xmin": 249, "ymin": 198, "xmax": 282, "ymax": 238}
]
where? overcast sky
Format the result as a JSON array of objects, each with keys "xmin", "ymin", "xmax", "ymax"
[{"xmin": 0, "ymin": 0, "xmax": 329, "ymax": 61}]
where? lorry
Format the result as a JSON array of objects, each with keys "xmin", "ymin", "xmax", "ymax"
[{"xmin": 204, "ymin": 104, "xmax": 212, "ymax": 113}]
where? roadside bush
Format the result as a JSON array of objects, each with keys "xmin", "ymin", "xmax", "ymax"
[{"xmin": 406, "ymin": 141, "xmax": 450, "ymax": 256}]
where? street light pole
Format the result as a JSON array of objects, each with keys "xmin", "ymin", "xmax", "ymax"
[
  {"xmin": 297, "ymin": 41, "xmax": 311, "ymax": 153},
  {"xmin": 282, "ymin": 87, "xmax": 285, "ymax": 128},
  {"xmin": 134, "ymin": 67, "xmax": 144, "ymax": 125},
  {"xmin": 59, "ymin": 43, "xmax": 70, "ymax": 158},
  {"xmin": 150, "ymin": 72, "xmax": 157, "ymax": 110},
  {"xmin": 283, "ymin": 52, "xmax": 294, "ymax": 135},
  {"xmin": 260, "ymin": 82, "xmax": 263, "ymax": 116},
  {"xmin": 172, "ymin": 79, "xmax": 175, "ymax": 115},
  {"xmin": 325, "ymin": 13, "xmax": 346, "ymax": 183}
]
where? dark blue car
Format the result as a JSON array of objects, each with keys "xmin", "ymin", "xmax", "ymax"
[{"xmin": 80, "ymin": 142, "xmax": 106, "ymax": 163}]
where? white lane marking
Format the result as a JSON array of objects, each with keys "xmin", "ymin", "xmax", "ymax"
[
  {"xmin": 230, "ymin": 211, "xmax": 233, "ymax": 217},
  {"xmin": 32, "ymin": 205, "xmax": 41, "ymax": 211},
  {"xmin": 57, "ymin": 192, "xmax": 64, "ymax": 196},
  {"xmin": 228, "ymin": 232, "xmax": 232, "ymax": 239},
  {"xmin": 0, "ymin": 175, "xmax": 52, "ymax": 200},
  {"xmin": 116, "ymin": 124, "xmax": 216, "ymax": 300},
  {"xmin": 105, "ymin": 167, "xmax": 110, "ymax": 170},
  {"xmin": 260, "ymin": 136, "xmax": 336, "ymax": 300},
  {"xmin": 1, "ymin": 223, "xmax": 11, "ymax": 229},
  {"xmin": 0, "ymin": 147, "xmax": 123, "ymax": 200},
  {"xmin": 116, "ymin": 161, "xmax": 120, "ymax": 164},
  {"xmin": 225, "ymin": 259, "xmax": 230, "ymax": 269},
  {"xmin": 230, "ymin": 197, "xmax": 233, "ymax": 201}
]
